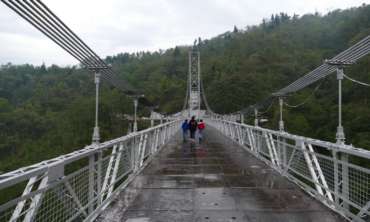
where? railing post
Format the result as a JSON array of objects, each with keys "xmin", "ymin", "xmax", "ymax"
[
  {"xmin": 150, "ymin": 130, "xmax": 156, "ymax": 154},
  {"xmin": 161, "ymin": 127, "xmax": 165, "ymax": 145},
  {"xmin": 151, "ymin": 118, "xmax": 154, "ymax": 127},
  {"xmin": 333, "ymin": 150, "xmax": 339, "ymax": 206},
  {"xmin": 281, "ymin": 136, "xmax": 287, "ymax": 172},
  {"xmin": 23, "ymin": 163, "xmax": 63, "ymax": 221},
  {"xmin": 87, "ymin": 150, "xmax": 102, "ymax": 211},
  {"xmin": 166, "ymin": 124, "xmax": 170, "ymax": 142},
  {"xmin": 136, "ymin": 134, "xmax": 144, "ymax": 170},
  {"xmin": 229, "ymin": 122, "xmax": 233, "ymax": 138},
  {"xmin": 341, "ymin": 152, "xmax": 349, "ymax": 210},
  {"xmin": 131, "ymin": 138, "xmax": 136, "ymax": 172},
  {"xmin": 154, "ymin": 128, "xmax": 159, "ymax": 152},
  {"xmin": 96, "ymin": 151, "xmax": 102, "ymax": 204},
  {"xmin": 88, "ymin": 153, "xmax": 96, "ymax": 213},
  {"xmin": 239, "ymin": 125, "xmax": 245, "ymax": 145},
  {"xmin": 255, "ymin": 130, "xmax": 262, "ymax": 156}
]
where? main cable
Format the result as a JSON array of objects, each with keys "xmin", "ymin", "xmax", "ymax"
[
  {"xmin": 274, "ymin": 35, "xmax": 370, "ymax": 96},
  {"xmin": 2, "ymin": 0, "xmax": 136, "ymax": 94},
  {"xmin": 284, "ymin": 79, "xmax": 325, "ymax": 108},
  {"xmin": 343, "ymin": 74, "xmax": 370, "ymax": 87}
]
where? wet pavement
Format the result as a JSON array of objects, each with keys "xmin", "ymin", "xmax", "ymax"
[{"xmin": 99, "ymin": 127, "xmax": 345, "ymax": 222}]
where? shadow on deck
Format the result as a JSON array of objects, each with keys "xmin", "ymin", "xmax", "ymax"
[{"xmin": 99, "ymin": 127, "xmax": 345, "ymax": 222}]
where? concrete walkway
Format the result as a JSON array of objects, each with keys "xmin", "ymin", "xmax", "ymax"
[{"xmin": 99, "ymin": 127, "xmax": 345, "ymax": 222}]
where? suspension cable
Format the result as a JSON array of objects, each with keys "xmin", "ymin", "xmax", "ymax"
[
  {"xmin": 1, "ymin": 0, "xmax": 136, "ymax": 94},
  {"xmin": 258, "ymin": 98, "xmax": 275, "ymax": 114},
  {"xmin": 200, "ymin": 75, "xmax": 213, "ymax": 112},
  {"xmin": 343, "ymin": 74, "xmax": 370, "ymax": 87},
  {"xmin": 182, "ymin": 78, "xmax": 189, "ymax": 111},
  {"xmin": 284, "ymin": 80, "xmax": 325, "ymax": 108},
  {"xmin": 274, "ymin": 34, "xmax": 370, "ymax": 96}
]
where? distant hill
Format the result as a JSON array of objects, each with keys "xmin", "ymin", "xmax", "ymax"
[{"xmin": 1, "ymin": 4, "xmax": 370, "ymax": 172}]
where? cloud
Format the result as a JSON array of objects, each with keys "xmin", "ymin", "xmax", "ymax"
[{"xmin": 0, "ymin": 0, "xmax": 368, "ymax": 66}]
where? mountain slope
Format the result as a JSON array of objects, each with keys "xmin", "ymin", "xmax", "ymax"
[{"xmin": 1, "ymin": 4, "xmax": 370, "ymax": 172}]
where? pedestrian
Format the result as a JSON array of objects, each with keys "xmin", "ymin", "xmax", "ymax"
[
  {"xmin": 189, "ymin": 116, "xmax": 198, "ymax": 139},
  {"xmin": 181, "ymin": 119, "xmax": 189, "ymax": 142},
  {"xmin": 197, "ymin": 119, "xmax": 205, "ymax": 144}
]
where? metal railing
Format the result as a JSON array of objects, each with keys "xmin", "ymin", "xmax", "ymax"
[
  {"xmin": 207, "ymin": 118, "xmax": 370, "ymax": 222},
  {"xmin": 0, "ymin": 120, "xmax": 181, "ymax": 222}
]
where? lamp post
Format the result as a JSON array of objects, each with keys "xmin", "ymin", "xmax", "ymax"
[
  {"xmin": 133, "ymin": 98, "xmax": 138, "ymax": 132},
  {"xmin": 89, "ymin": 65, "xmax": 111, "ymax": 144},
  {"xmin": 325, "ymin": 59, "xmax": 354, "ymax": 144},
  {"xmin": 131, "ymin": 94, "xmax": 144, "ymax": 133},
  {"xmin": 335, "ymin": 68, "xmax": 345, "ymax": 144},
  {"xmin": 150, "ymin": 110, "xmax": 155, "ymax": 127},
  {"xmin": 91, "ymin": 71, "xmax": 101, "ymax": 144},
  {"xmin": 279, "ymin": 97, "xmax": 284, "ymax": 132},
  {"xmin": 325, "ymin": 59, "xmax": 354, "ymax": 210},
  {"xmin": 254, "ymin": 108, "xmax": 258, "ymax": 127}
]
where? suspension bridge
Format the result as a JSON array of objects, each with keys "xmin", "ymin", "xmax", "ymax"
[{"xmin": 0, "ymin": 1, "xmax": 369, "ymax": 221}]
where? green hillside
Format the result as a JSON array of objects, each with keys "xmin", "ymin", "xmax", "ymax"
[{"xmin": 1, "ymin": 4, "xmax": 370, "ymax": 172}]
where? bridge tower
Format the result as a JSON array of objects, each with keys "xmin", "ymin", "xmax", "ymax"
[{"xmin": 187, "ymin": 47, "xmax": 201, "ymax": 118}]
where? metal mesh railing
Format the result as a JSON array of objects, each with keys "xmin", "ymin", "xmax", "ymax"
[
  {"xmin": 0, "ymin": 120, "xmax": 181, "ymax": 222},
  {"xmin": 208, "ymin": 118, "xmax": 370, "ymax": 222}
]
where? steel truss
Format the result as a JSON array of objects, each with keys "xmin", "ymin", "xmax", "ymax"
[
  {"xmin": 0, "ymin": 120, "xmax": 181, "ymax": 222},
  {"xmin": 208, "ymin": 118, "xmax": 370, "ymax": 222},
  {"xmin": 187, "ymin": 49, "xmax": 201, "ymax": 117}
]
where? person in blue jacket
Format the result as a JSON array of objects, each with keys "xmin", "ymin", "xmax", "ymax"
[{"xmin": 181, "ymin": 119, "xmax": 189, "ymax": 142}]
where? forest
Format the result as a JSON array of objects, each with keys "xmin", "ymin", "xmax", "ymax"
[{"xmin": 1, "ymin": 4, "xmax": 370, "ymax": 173}]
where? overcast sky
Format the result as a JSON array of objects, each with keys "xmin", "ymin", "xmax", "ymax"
[{"xmin": 0, "ymin": 0, "xmax": 368, "ymax": 66}]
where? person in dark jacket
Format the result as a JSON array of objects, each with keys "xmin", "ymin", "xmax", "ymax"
[
  {"xmin": 181, "ymin": 119, "xmax": 189, "ymax": 142},
  {"xmin": 188, "ymin": 116, "xmax": 198, "ymax": 139}
]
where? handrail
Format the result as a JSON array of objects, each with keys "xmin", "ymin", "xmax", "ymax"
[
  {"xmin": 0, "ymin": 119, "xmax": 182, "ymax": 222},
  {"xmin": 207, "ymin": 118, "xmax": 370, "ymax": 222}
]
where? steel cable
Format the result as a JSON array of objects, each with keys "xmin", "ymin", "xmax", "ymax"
[
  {"xmin": 275, "ymin": 35, "xmax": 370, "ymax": 96},
  {"xmin": 343, "ymin": 74, "xmax": 370, "ymax": 87},
  {"xmin": 284, "ymin": 80, "xmax": 325, "ymax": 108},
  {"xmin": 1, "ymin": 0, "xmax": 136, "ymax": 94}
]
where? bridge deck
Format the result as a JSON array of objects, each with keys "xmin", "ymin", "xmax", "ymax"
[{"xmin": 99, "ymin": 127, "xmax": 345, "ymax": 222}]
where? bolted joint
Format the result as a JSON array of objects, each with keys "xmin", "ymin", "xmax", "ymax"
[
  {"xmin": 92, "ymin": 126, "xmax": 100, "ymax": 144},
  {"xmin": 133, "ymin": 122, "xmax": 138, "ymax": 132},
  {"xmin": 336, "ymin": 126, "xmax": 345, "ymax": 145},
  {"xmin": 336, "ymin": 68, "xmax": 344, "ymax": 80},
  {"xmin": 279, "ymin": 97, "xmax": 283, "ymax": 106},
  {"xmin": 279, "ymin": 120, "xmax": 284, "ymax": 132}
]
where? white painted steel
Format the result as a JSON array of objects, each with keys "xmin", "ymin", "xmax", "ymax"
[
  {"xmin": 0, "ymin": 120, "xmax": 181, "ymax": 222},
  {"xmin": 207, "ymin": 118, "xmax": 370, "ymax": 222}
]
